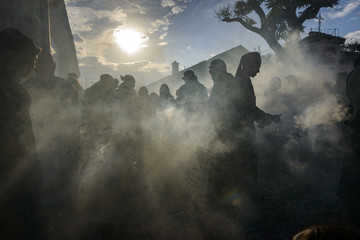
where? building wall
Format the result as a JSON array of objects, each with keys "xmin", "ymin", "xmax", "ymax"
[
  {"xmin": 0, "ymin": 0, "xmax": 43, "ymax": 46},
  {"xmin": 51, "ymin": 0, "xmax": 80, "ymax": 77},
  {"xmin": 300, "ymin": 32, "xmax": 357, "ymax": 75},
  {"xmin": 0, "ymin": 0, "xmax": 79, "ymax": 77}
]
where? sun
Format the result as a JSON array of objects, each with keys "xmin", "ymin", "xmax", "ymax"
[{"xmin": 114, "ymin": 28, "xmax": 149, "ymax": 53}]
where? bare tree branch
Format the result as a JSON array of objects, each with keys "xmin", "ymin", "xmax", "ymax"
[
  {"xmin": 250, "ymin": 1, "xmax": 267, "ymax": 28},
  {"xmin": 222, "ymin": 17, "xmax": 262, "ymax": 35}
]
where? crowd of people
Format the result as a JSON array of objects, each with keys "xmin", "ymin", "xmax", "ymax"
[{"xmin": 1, "ymin": 28, "xmax": 360, "ymax": 239}]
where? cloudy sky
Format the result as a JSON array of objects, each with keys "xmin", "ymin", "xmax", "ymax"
[{"xmin": 64, "ymin": 0, "xmax": 360, "ymax": 88}]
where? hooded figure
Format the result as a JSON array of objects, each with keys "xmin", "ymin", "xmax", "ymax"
[
  {"xmin": 235, "ymin": 52, "xmax": 280, "ymax": 133},
  {"xmin": 230, "ymin": 52, "xmax": 280, "ymax": 200},
  {"xmin": 0, "ymin": 28, "xmax": 43, "ymax": 239}
]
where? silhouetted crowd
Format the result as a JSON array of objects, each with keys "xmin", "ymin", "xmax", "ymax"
[{"xmin": 1, "ymin": 28, "xmax": 360, "ymax": 240}]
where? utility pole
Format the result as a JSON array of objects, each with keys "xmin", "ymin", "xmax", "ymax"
[{"xmin": 315, "ymin": 13, "xmax": 324, "ymax": 33}]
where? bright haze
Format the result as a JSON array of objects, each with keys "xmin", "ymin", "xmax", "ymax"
[{"xmin": 64, "ymin": 0, "xmax": 360, "ymax": 88}]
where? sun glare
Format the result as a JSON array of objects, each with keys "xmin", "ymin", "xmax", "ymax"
[{"xmin": 114, "ymin": 28, "xmax": 149, "ymax": 53}]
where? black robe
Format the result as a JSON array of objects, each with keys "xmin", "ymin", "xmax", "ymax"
[{"xmin": 0, "ymin": 77, "xmax": 42, "ymax": 239}]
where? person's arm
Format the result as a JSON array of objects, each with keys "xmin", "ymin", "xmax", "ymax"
[{"xmin": 254, "ymin": 106, "xmax": 281, "ymax": 128}]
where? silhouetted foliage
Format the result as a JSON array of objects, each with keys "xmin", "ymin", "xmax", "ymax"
[
  {"xmin": 216, "ymin": 0, "xmax": 339, "ymax": 56},
  {"xmin": 341, "ymin": 40, "xmax": 360, "ymax": 52}
]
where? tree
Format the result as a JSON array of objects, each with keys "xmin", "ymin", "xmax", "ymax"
[{"xmin": 216, "ymin": 0, "xmax": 339, "ymax": 56}]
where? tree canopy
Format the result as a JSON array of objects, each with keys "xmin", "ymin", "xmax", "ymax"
[{"xmin": 216, "ymin": 0, "xmax": 339, "ymax": 56}]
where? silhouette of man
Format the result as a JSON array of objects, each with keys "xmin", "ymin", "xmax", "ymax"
[
  {"xmin": 115, "ymin": 74, "xmax": 137, "ymax": 104},
  {"xmin": 84, "ymin": 73, "xmax": 118, "ymax": 105},
  {"xmin": 82, "ymin": 73, "xmax": 118, "ymax": 145},
  {"xmin": 24, "ymin": 50, "xmax": 80, "ymax": 217},
  {"xmin": 208, "ymin": 59, "xmax": 247, "ymax": 208},
  {"xmin": 176, "ymin": 70, "xmax": 208, "ymax": 113},
  {"xmin": 208, "ymin": 59, "xmax": 238, "ymax": 139},
  {"xmin": 0, "ymin": 28, "xmax": 43, "ymax": 239}
]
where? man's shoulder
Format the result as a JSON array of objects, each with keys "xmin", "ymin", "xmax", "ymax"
[
  {"xmin": 52, "ymin": 76, "xmax": 71, "ymax": 85},
  {"xmin": 23, "ymin": 77, "xmax": 37, "ymax": 88},
  {"xmin": 225, "ymin": 72, "xmax": 235, "ymax": 80},
  {"xmin": 197, "ymin": 81, "xmax": 207, "ymax": 88},
  {"xmin": 178, "ymin": 84, "xmax": 187, "ymax": 91}
]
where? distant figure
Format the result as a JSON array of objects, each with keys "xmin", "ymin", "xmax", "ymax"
[
  {"xmin": 138, "ymin": 86, "xmax": 149, "ymax": 106},
  {"xmin": 0, "ymin": 28, "xmax": 42, "ymax": 239},
  {"xmin": 292, "ymin": 225, "xmax": 360, "ymax": 240},
  {"xmin": 159, "ymin": 83, "xmax": 176, "ymax": 107},
  {"xmin": 24, "ymin": 50, "xmax": 81, "ymax": 217},
  {"xmin": 83, "ymin": 73, "xmax": 118, "ymax": 140},
  {"xmin": 148, "ymin": 92, "xmax": 160, "ymax": 114},
  {"xmin": 176, "ymin": 70, "xmax": 208, "ymax": 113},
  {"xmin": 263, "ymin": 77, "xmax": 283, "ymax": 113},
  {"xmin": 137, "ymin": 86, "xmax": 151, "ymax": 116},
  {"xmin": 280, "ymin": 74, "xmax": 304, "ymax": 132},
  {"xmin": 138, "ymin": 86, "xmax": 149, "ymax": 101},
  {"xmin": 115, "ymin": 74, "xmax": 137, "ymax": 104},
  {"xmin": 285, "ymin": 74, "xmax": 299, "ymax": 91},
  {"xmin": 84, "ymin": 73, "xmax": 118, "ymax": 105},
  {"xmin": 265, "ymin": 77, "xmax": 282, "ymax": 96}
]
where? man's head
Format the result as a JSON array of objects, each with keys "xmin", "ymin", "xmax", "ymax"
[
  {"xmin": 209, "ymin": 59, "xmax": 227, "ymax": 81},
  {"xmin": 35, "ymin": 51, "xmax": 56, "ymax": 78},
  {"xmin": 100, "ymin": 73, "xmax": 116, "ymax": 90},
  {"xmin": 100, "ymin": 73, "xmax": 114, "ymax": 83},
  {"xmin": 182, "ymin": 70, "xmax": 197, "ymax": 82},
  {"xmin": 240, "ymin": 52, "xmax": 261, "ymax": 78},
  {"xmin": 0, "ymin": 28, "xmax": 41, "ymax": 78},
  {"xmin": 120, "ymin": 74, "xmax": 136, "ymax": 89},
  {"xmin": 270, "ymin": 77, "xmax": 282, "ymax": 90},
  {"xmin": 159, "ymin": 83, "xmax": 171, "ymax": 97},
  {"xmin": 138, "ymin": 86, "xmax": 149, "ymax": 98}
]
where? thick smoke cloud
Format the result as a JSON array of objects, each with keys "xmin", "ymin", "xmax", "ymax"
[
  {"xmin": 6, "ymin": 15, "xmax": 357, "ymax": 239},
  {"xmin": 49, "ymin": 38, "xmax": 351, "ymax": 239}
]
